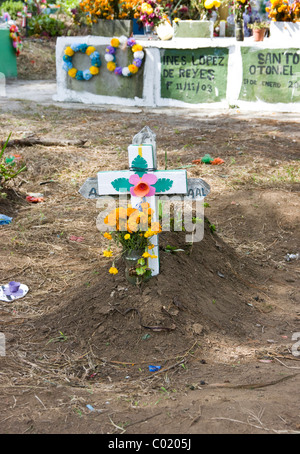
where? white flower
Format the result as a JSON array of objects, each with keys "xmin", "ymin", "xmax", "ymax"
[
  {"xmin": 105, "ymin": 53, "xmax": 114, "ymax": 62},
  {"xmin": 122, "ymin": 67, "xmax": 130, "ymax": 76},
  {"xmin": 119, "ymin": 35, "xmax": 127, "ymax": 44},
  {"xmin": 134, "ymin": 51, "xmax": 144, "ymax": 60}
]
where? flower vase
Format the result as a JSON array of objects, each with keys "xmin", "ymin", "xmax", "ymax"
[
  {"xmin": 123, "ymin": 249, "xmax": 151, "ymax": 285},
  {"xmin": 144, "ymin": 23, "xmax": 155, "ymax": 39},
  {"xmin": 235, "ymin": 20, "xmax": 244, "ymax": 41}
]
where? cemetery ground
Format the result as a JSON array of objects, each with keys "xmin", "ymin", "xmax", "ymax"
[{"xmin": 0, "ymin": 39, "xmax": 300, "ymax": 435}]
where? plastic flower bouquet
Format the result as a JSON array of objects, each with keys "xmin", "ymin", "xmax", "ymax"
[
  {"xmin": 291, "ymin": 0, "xmax": 300, "ymax": 21},
  {"xmin": 102, "ymin": 202, "xmax": 161, "ymax": 282},
  {"xmin": 266, "ymin": 0, "xmax": 300, "ymax": 21},
  {"xmin": 168, "ymin": 0, "xmax": 219, "ymax": 21},
  {"xmin": 137, "ymin": 0, "xmax": 168, "ymax": 27},
  {"xmin": 80, "ymin": 0, "xmax": 142, "ymax": 21},
  {"xmin": 231, "ymin": 0, "xmax": 252, "ymax": 22},
  {"xmin": 203, "ymin": 0, "xmax": 221, "ymax": 19}
]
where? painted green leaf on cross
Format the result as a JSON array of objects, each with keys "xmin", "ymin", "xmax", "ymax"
[
  {"xmin": 111, "ymin": 177, "xmax": 132, "ymax": 192},
  {"xmin": 154, "ymin": 178, "xmax": 173, "ymax": 193},
  {"xmin": 131, "ymin": 155, "xmax": 148, "ymax": 177}
]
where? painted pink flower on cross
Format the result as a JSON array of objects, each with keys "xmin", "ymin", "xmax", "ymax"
[{"xmin": 129, "ymin": 173, "xmax": 158, "ymax": 198}]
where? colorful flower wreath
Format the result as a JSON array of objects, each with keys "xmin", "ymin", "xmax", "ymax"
[
  {"xmin": 63, "ymin": 43, "xmax": 101, "ymax": 81},
  {"xmin": 105, "ymin": 36, "xmax": 144, "ymax": 77},
  {"xmin": 9, "ymin": 25, "xmax": 23, "ymax": 56}
]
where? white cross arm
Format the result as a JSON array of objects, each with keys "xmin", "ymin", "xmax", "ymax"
[
  {"xmin": 97, "ymin": 170, "xmax": 188, "ymax": 196},
  {"xmin": 79, "ymin": 176, "xmax": 210, "ymax": 199}
]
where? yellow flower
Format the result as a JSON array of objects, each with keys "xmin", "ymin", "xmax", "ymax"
[
  {"xmin": 124, "ymin": 233, "xmax": 130, "ymax": 240},
  {"xmin": 103, "ymin": 250, "xmax": 113, "ymax": 257},
  {"xmin": 107, "ymin": 61, "xmax": 116, "ymax": 72},
  {"xmin": 150, "ymin": 222, "xmax": 162, "ymax": 234},
  {"xmin": 68, "ymin": 68, "xmax": 77, "ymax": 78},
  {"xmin": 111, "ymin": 38, "xmax": 120, "ymax": 47},
  {"xmin": 103, "ymin": 232, "xmax": 112, "ymax": 240},
  {"xmin": 141, "ymin": 2, "xmax": 153, "ymax": 14},
  {"xmin": 65, "ymin": 46, "xmax": 74, "ymax": 57},
  {"xmin": 132, "ymin": 44, "xmax": 143, "ymax": 52},
  {"xmin": 150, "ymin": 254, "xmax": 158, "ymax": 259},
  {"xmin": 204, "ymin": 0, "xmax": 215, "ymax": 8},
  {"xmin": 148, "ymin": 244, "xmax": 154, "ymax": 250},
  {"xmin": 128, "ymin": 64, "xmax": 138, "ymax": 74},
  {"xmin": 90, "ymin": 66, "xmax": 99, "ymax": 75},
  {"xmin": 109, "ymin": 266, "xmax": 118, "ymax": 274},
  {"xmin": 86, "ymin": 46, "xmax": 96, "ymax": 56},
  {"xmin": 142, "ymin": 251, "xmax": 151, "ymax": 258}
]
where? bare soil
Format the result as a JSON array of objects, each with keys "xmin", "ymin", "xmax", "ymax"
[
  {"xmin": 17, "ymin": 38, "xmax": 57, "ymax": 80},
  {"xmin": 0, "ymin": 39, "xmax": 299, "ymax": 435}
]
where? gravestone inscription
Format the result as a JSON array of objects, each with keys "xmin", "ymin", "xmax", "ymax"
[
  {"xmin": 160, "ymin": 47, "xmax": 229, "ymax": 103},
  {"xmin": 239, "ymin": 47, "xmax": 300, "ymax": 103}
]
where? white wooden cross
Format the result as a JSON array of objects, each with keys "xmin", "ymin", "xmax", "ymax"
[
  {"xmin": 97, "ymin": 127, "xmax": 187, "ymax": 276},
  {"xmin": 79, "ymin": 127, "xmax": 210, "ymax": 277}
]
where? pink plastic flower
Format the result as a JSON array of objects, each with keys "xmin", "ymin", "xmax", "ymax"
[
  {"xmin": 129, "ymin": 173, "xmax": 157, "ymax": 197},
  {"xmin": 3, "ymin": 12, "xmax": 11, "ymax": 21}
]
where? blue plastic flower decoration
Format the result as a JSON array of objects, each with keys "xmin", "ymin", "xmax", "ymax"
[
  {"xmin": 83, "ymin": 70, "xmax": 92, "ymax": 80},
  {"xmin": 78, "ymin": 43, "xmax": 88, "ymax": 53},
  {"xmin": 75, "ymin": 70, "xmax": 84, "ymax": 80},
  {"xmin": 63, "ymin": 61, "xmax": 73, "ymax": 71}
]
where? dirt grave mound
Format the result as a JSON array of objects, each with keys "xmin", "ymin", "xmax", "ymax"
[{"xmin": 32, "ymin": 221, "xmax": 266, "ymax": 382}]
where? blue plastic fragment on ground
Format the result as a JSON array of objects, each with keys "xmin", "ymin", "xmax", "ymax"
[
  {"xmin": 0, "ymin": 214, "xmax": 12, "ymax": 225},
  {"xmin": 148, "ymin": 365, "xmax": 161, "ymax": 372},
  {"xmin": 86, "ymin": 404, "xmax": 95, "ymax": 412}
]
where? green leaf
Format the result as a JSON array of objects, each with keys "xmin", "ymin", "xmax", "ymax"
[
  {"xmin": 0, "ymin": 133, "xmax": 11, "ymax": 160},
  {"xmin": 131, "ymin": 155, "xmax": 148, "ymax": 177},
  {"xmin": 154, "ymin": 178, "xmax": 173, "ymax": 193},
  {"xmin": 131, "ymin": 155, "xmax": 148, "ymax": 169},
  {"xmin": 111, "ymin": 177, "xmax": 132, "ymax": 192},
  {"xmin": 136, "ymin": 266, "xmax": 145, "ymax": 275}
]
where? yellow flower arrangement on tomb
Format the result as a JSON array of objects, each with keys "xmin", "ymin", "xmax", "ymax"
[
  {"xmin": 266, "ymin": 0, "xmax": 300, "ymax": 21},
  {"xmin": 79, "ymin": 0, "xmax": 142, "ymax": 21}
]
